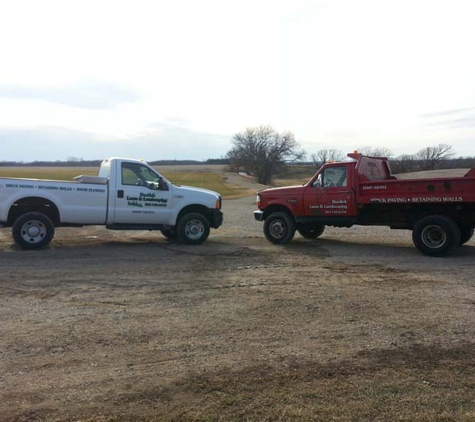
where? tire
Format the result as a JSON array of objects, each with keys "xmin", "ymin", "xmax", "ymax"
[
  {"xmin": 12, "ymin": 212, "xmax": 55, "ymax": 250},
  {"xmin": 161, "ymin": 228, "xmax": 178, "ymax": 239},
  {"xmin": 412, "ymin": 215, "xmax": 461, "ymax": 257},
  {"xmin": 263, "ymin": 212, "xmax": 296, "ymax": 245},
  {"xmin": 459, "ymin": 227, "xmax": 474, "ymax": 245},
  {"xmin": 177, "ymin": 213, "xmax": 210, "ymax": 245},
  {"xmin": 297, "ymin": 224, "xmax": 325, "ymax": 239}
]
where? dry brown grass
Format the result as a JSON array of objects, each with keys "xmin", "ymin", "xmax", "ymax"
[
  {"xmin": 69, "ymin": 343, "xmax": 475, "ymax": 422},
  {"xmin": 159, "ymin": 344, "xmax": 475, "ymax": 422}
]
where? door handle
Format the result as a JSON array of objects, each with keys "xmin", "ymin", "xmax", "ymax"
[{"xmin": 117, "ymin": 190, "xmax": 124, "ymax": 198}]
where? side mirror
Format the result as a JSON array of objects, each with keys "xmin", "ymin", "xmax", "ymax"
[
  {"xmin": 159, "ymin": 177, "xmax": 168, "ymax": 191},
  {"xmin": 314, "ymin": 175, "xmax": 322, "ymax": 188}
]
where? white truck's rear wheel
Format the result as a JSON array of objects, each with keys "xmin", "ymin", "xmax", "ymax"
[
  {"xmin": 160, "ymin": 228, "xmax": 178, "ymax": 239},
  {"xmin": 12, "ymin": 212, "xmax": 55, "ymax": 250}
]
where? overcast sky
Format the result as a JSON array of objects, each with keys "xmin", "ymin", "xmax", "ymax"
[{"xmin": 1, "ymin": 0, "xmax": 475, "ymax": 162}]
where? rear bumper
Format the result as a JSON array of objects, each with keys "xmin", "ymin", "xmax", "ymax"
[
  {"xmin": 254, "ymin": 210, "xmax": 264, "ymax": 222},
  {"xmin": 212, "ymin": 209, "xmax": 224, "ymax": 228}
]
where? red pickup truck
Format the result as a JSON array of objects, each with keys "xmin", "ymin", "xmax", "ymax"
[{"xmin": 254, "ymin": 152, "xmax": 475, "ymax": 256}]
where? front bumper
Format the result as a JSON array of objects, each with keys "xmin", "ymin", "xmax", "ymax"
[
  {"xmin": 254, "ymin": 210, "xmax": 264, "ymax": 222},
  {"xmin": 211, "ymin": 209, "xmax": 224, "ymax": 228}
]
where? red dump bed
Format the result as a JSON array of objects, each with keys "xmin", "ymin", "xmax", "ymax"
[{"xmin": 353, "ymin": 154, "xmax": 475, "ymax": 206}]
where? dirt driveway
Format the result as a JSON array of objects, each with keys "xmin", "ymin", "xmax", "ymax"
[{"xmin": 1, "ymin": 196, "xmax": 475, "ymax": 421}]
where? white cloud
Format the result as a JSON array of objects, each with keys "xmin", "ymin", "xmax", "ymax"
[
  {"xmin": 0, "ymin": 0, "xmax": 475, "ymax": 160},
  {"xmin": 0, "ymin": 80, "xmax": 142, "ymax": 109},
  {"xmin": 0, "ymin": 122, "xmax": 231, "ymax": 162}
]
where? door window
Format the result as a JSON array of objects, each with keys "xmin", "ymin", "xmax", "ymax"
[
  {"xmin": 315, "ymin": 166, "xmax": 347, "ymax": 188},
  {"xmin": 121, "ymin": 163, "xmax": 167, "ymax": 190}
]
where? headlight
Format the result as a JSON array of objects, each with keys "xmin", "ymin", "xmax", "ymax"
[{"xmin": 256, "ymin": 193, "xmax": 261, "ymax": 207}]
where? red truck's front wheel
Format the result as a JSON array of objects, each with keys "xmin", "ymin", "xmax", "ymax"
[{"xmin": 264, "ymin": 212, "xmax": 295, "ymax": 244}]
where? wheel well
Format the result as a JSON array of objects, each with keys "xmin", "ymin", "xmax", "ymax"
[
  {"xmin": 8, "ymin": 197, "xmax": 60, "ymax": 226},
  {"xmin": 176, "ymin": 204, "xmax": 215, "ymax": 226},
  {"xmin": 263, "ymin": 205, "xmax": 294, "ymax": 220}
]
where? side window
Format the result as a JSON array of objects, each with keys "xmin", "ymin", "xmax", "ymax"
[
  {"xmin": 121, "ymin": 163, "xmax": 165, "ymax": 190},
  {"xmin": 322, "ymin": 166, "xmax": 347, "ymax": 188},
  {"xmin": 122, "ymin": 165, "xmax": 139, "ymax": 185}
]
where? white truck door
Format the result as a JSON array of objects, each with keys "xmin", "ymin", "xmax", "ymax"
[{"xmin": 111, "ymin": 161, "xmax": 173, "ymax": 224}]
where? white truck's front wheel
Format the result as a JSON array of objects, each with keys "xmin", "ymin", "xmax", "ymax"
[
  {"xmin": 177, "ymin": 213, "xmax": 210, "ymax": 245},
  {"xmin": 12, "ymin": 212, "xmax": 55, "ymax": 250}
]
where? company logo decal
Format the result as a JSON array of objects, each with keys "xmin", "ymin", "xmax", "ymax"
[{"xmin": 127, "ymin": 192, "xmax": 168, "ymax": 208}]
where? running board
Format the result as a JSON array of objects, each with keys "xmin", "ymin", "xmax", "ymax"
[{"xmin": 106, "ymin": 224, "xmax": 164, "ymax": 231}]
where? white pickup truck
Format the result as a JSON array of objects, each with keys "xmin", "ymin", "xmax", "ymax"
[{"xmin": 0, "ymin": 157, "xmax": 223, "ymax": 249}]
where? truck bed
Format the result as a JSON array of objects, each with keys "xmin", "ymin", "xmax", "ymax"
[
  {"xmin": 357, "ymin": 171, "xmax": 475, "ymax": 205},
  {"xmin": 0, "ymin": 177, "xmax": 109, "ymax": 225}
]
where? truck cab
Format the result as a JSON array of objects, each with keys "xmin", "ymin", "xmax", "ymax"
[
  {"xmin": 103, "ymin": 158, "xmax": 174, "ymax": 226},
  {"xmin": 303, "ymin": 161, "xmax": 357, "ymax": 219}
]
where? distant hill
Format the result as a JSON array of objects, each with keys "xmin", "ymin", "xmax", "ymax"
[{"xmin": 0, "ymin": 158, "xmax": 230, "ymax": 167}]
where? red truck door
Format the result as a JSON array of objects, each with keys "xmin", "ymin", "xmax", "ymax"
[{"xmin": 303, "ymin": 164, "xmax": 357, "ymax": 217}]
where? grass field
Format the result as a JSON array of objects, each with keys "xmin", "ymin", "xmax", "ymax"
[{"xmin": 0, "ymin": 166, "xmax": 250, "ymax": 199}]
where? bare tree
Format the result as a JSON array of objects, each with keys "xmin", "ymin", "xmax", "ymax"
[
  {"xmin": 416, "ymin": 144, "xmax": 455, "ymax": 170},
  {"xmin": 227, "ymin": 126, "xmax": 305, "ymax": 185},
  {"xmin": 390, "ymin": 154, "xmax": 417, "ymax": 174},
  {"xmin": 357, "ymin": 146, "xmax": 393, "ymax": 158},
  {"xmin": 311, "ymin": 149, "xmax": 344, "ymax": 167},
  {"xmin": 67, "ymin": 156, "xmax": 83, "ymax": 162}
]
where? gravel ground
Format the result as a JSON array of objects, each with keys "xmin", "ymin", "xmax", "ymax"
[{"xmin": 1, "ymin": 195, "xmax": 475, "ymax": 421}]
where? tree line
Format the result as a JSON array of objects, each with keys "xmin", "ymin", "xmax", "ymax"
[
  {"xmin": 227, "ymin": 126, "xmax": 475, "ymax": 184},
  {"xmin": 309, "ymin": 144, "xmax": 473, "ymax": 174},
  {"xmin": 0, "ymin": 158, "xmax": 227, "ymax": 167}
]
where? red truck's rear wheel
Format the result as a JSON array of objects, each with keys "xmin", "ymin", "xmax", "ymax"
[
  {"xmin": 412, "ymin": 215, "xmax": 461, "ymax": 257},
  {"xmin": 297, "ymin": 224, "xmax": 325, "ymax": 239},
  {"xmin": 459, "ymin": 227, "xmax": 474, "ymax": 245},
  {"xmin": 264, "ymin": 212, "xmax": 295, "ymax": 244}
]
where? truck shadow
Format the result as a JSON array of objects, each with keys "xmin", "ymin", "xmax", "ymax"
[{"xmin": 287, "ymin": 237, "xmax": 475, "ymax": 260}]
